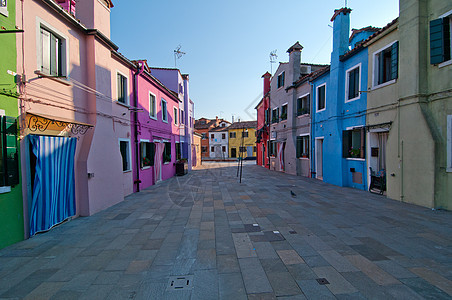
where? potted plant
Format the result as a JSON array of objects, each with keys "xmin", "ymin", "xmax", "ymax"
[
  {"xmin": 176, "ymin": 158, "xmax": 188, "ymax": 176},
  {"xmin": 349, "ymin": 148, "xmax": 360, "ymax": 158}
]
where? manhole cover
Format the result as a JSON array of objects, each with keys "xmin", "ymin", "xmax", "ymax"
[
  {"xmin": 316, "ymin": 278, "xmax": 329, "ymax": 285},
  {"xmin": 166, "ymin": 275, "xmax": 194, "ymax": 291}
]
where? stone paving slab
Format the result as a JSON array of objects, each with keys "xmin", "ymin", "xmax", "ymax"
[{"xmin": 0, "ymin": 161, "xmax": 451, "ymax": 299}]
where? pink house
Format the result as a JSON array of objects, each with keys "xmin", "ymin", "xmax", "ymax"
[{"xmin": 131, "ymin": 61, "xmax": 181, "ymax": 191}]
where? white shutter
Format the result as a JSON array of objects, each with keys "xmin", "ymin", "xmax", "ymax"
[{"xmin": 41, "ymin": 28, "xmax": 50, "ymax": 74}]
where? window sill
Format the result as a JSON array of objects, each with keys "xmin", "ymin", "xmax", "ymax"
[
  {"xmin": 34, "ymin": 70, "xmax": 71, "ymax": 86},
  {"xmin": 345, "ymin": 158, "xmax": 365, "ymax": 161},
  {"xmin": 163, "ymin": 162, "xmax": 170, "ymax": 165},
  {"xmin": 149, "ymin": 115, "xmax": 157, "ymax": 120},
  {"xmin": 123, "ymin": 169, "xmax": 132, "ymax": 173},
  {"xmin": 438, "ymin": 60, "xmax": 452, "ymax": 68},
  {"xmin": 162, "ymin": 120, "xmax": 168, "ymax": 124},
  {"xmin": 447, "ymin": 167, "xmax": 452, "ymax": 173},
  {"xmin": 298, "ymin": 157, "xmax": 309, "ymax": 160},
  {"xmin": 345, "ymin": 96, "xmax": 360, "ymax": 103},
  {"xmin": 141, "ymin": 166, "xmax": 151, "ymax": 170},
  {"xmin": 0, "ymin": 7, "xmax": 9, "ymax": 17},
  {"xmin": 372, "ymin": 79, "xmax": 396, "ymax": 90},
  {"xmin": 297, "ymin": 114, "xmax": 310, "ymax": 118},
  {"xmin": 115, "ymin": 101, "xmax": 130, "ymax": 108},
  {"xmin": 316, "ymin": 109, "xmax": 326, "ymax": 113},
  {"xmin": 0, "ymin": 186, "xmax": 11, "ymax": 194}
]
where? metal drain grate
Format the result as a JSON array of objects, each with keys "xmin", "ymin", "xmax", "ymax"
[
  {"xmin": 167, "ymin": 275, "xmax": 194, "ymax": 291},
  {"xmin": 316, "ymin": 278, "xmax": 330, "ymax": 285}
]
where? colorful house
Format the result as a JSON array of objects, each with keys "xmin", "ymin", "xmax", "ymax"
[
  {"xmin": 228, "ymin": 121, "xmax": 257, "ymax": 159},
  {"xmin": 208, "ymin": 125, "xmax": 230, "ymax": 159},
  {"xmin": 192, "ymin": 132, "xmax": 202, "ymax": 168},
  {"xmin": 194, "ymin": 117, "xmax": 228, "ymax": 158},
  {"xmin": 131, "ymin": 61, "xmax": 180, "ymax": 191},
  {"xmin": 0, "ymin": 0, "xmax": 23, "ymax": 249},
  {"xmin": 255, "ymin": 72, "xmax": 271, "ymax": 168},
  {"xmin": 311, "ymin": 7, "xmax": 376, "ymax": 191}
]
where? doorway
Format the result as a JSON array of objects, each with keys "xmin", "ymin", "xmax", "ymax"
[
  {"xmin": 231, "ymin": 148, "xmax": 237, "ymax": 158},
  {"xmin": 315, "ymin": 138, "xmax": 323, "ymax": 180}
]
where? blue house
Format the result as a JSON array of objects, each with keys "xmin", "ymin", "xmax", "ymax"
[{"xmin": 310, "ymin": 7, "xmax": 378, "ymax": 190}]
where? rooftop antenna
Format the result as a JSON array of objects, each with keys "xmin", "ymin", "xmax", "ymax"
[
  {"xmin": 345, "ymin": 0, "xmax": 348, "ymax": 7},
  {"xmin": 270, "ymin": 50, "xmax": 278, "ymax": 74},
  {"xmin": 174, "ymin": 45, "xmax": 186, "ymax": 68}
]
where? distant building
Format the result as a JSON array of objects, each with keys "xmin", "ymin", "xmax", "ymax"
[
  {"xmin": 208, "ymin": 125, "xmax": 230, "ymax": 159},
  {"xmin": 194, "ymin": 117, "xmax": 229, "ymax": 158},
  {"xmin": 228, "ymin": 121, "xmax": 257, "ymax": 160}
]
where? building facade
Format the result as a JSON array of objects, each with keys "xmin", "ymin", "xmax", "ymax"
[
  {"xmin": 228, "ymin": 121, "xmax": 257, "ymax": 160},
  {"xmin": 255, "ymin": 72, "xmax": 271, "ymax": 168},
  {"xmin": 0, "ymin": 0, "xmax": 24, "ymax": 249},
  {"xmin": 208, "ymin": 126, "xmax": 229, "ymax": 159}
]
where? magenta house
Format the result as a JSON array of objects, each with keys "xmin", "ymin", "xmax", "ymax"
[{"xmin": 131, "ymin": 61, "xmax": 181, "ymax": 192}]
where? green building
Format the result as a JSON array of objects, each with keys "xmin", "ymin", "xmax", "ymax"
[
  {"xmin": 0, "ymin": 0, "xmax": 24, "ymax": 249},
  {"xmin": 396, "ymin": 0, "xmax": 452, "ymax": 209}
]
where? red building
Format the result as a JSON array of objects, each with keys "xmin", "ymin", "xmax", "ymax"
[{"xmin": 255, "ymin": 72, "xmax": 271, "ymax": 168}]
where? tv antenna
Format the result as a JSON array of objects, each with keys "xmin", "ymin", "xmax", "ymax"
[
  {"xmin": 174, "ymin": 45, "xmax": 186, "ymax": 68},
  {"xmin": 270, "ymin": 50, "xmax": 278, "ymax": 74}
]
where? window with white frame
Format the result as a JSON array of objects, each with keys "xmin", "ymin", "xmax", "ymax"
[
  {"xmin": 140, "ymin": 141, "xmax": 155, "ymax": 168},
  {"xmin": 175, "ymin": 143, "xmax": 181, "ymax": 160},
  {"xmin": 161, "ymin": 99, "xmax": 168, "ymax": 122},
  {"xmin": 40, "ymin": 27, "xmax": 65, "ymax": 76},
  {"xmin": 163, "ymin": 142, "xmax": 171, "ymax": 163},
  {"xmin": 297, "ymin": 94, "xmax": 310, "ymax": 116},
  {"xmin": 296, "ymin": 135, "xmax": 309, "ymax": 158},
  {"xmin": 345, "ymin": 64, "xmax": 361, "ymax": 101},
  {"xmin": 149, "ymin": 93, "xmax": 156, "ymax": 119},
  {"xmin": 117, "ymin": 72, "xmax": 128, "ymax": 104},
  {"xmin": 373, "ymin": 41, "xmax": 399, "ymax": 87},
  {"xmin": 0, "ymin": 0, "xmax": 8, "ymax": 17},
  {"xmin": 222, "ymin": 133, "xmax": 226, "ymax": 139},
  {"xmin": 180, "ymin": 109, "xmax": 184, "ymax": 124},
  {"xmin": 281, "ymin": 104, "xmax": 288, "ymax": 120},
  {"xmin": 317, "ymin": 84, "xmax": 326, "ymax": 112},
  {"xmin": 119, "ymin": 139, "xmax": 132, "ymax": 172},
  {"xmin": 229, "ymin": 132, "xmax": 236, "ymax": 138},
  {"xmin": 272, "ymin": 107, "xmax": 279, "ymax": 123},
  {"xmin": 277, "ymin": 72, "xmax": 285, "ymax": 88},
  {"xmin": 174, "ymin": 107, "xmax": 178, "ymax": 125},
  {"xmin": 430, "ymin": 10, "xmax": 452, "ymax": 66},
  {"xmin": 342, "ymin": 127, "xmax": 365, "ymax": 159},
  {"xmin": 0, "ymin": 115, "xmax": 19, "ymax": 189},
  {"xmin": 447, "ymin": 115, "xmax": 452, "ymax": 172}
]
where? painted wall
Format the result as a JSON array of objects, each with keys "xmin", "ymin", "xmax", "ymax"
[
  {"xmin": 228, "ymin": 124, "xmax": 256, "ymax": 159},
  {"xmin": 0, "ymin": 0, "xmax": 24, "ymax": 249},
  {"xmin": 256, "ymin": 96, "xmax": 270, "ymax": 168},
  {"xmin": 192, "ymin": 133, "xmax": 202, "ymax": 168},
  {"xmin": 132, "ymin": 69, "xmax": 179, "ymax": 191},
  {"xmin": 293, "ymin": 81, "xmax": 312, "ymax": 177},
  {"xmin": 208, "ymin": 130, "xmax": 229, "ymax": 159}
]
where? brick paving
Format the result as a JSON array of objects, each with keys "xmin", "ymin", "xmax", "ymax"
[{"xmin": 0, "ymin": 161, "xmax": 451, "ymax": 299}]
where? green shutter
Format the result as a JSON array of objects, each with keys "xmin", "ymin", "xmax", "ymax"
[
  {"xmin": 430, "ymin": 18, "xmax": 450, "ymax": 64},
  {"xmin": 391, "ymin": 41, "xmax": 399, "ymax": 80},
  {"xmin": 348, "ymin": 69, "xmax": 355, "ymax": 99},
  {"xmin": 342, "ymin": 130, "xmax": 350, "ymax": 158},
  {"xmin": 378, "ymin": 52, "xmax": 384, "ymax": 85},
  {"xmin": 2, "ymin": 117, "xmax": 19, "ymax": 186},
  {"xmin": 296, "ymin": 137, "xmax": 301, "ymax": 158}
]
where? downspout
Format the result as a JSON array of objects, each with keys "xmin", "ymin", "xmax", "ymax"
[
  {"xmin": 133, "ymin": 61, "xmax": 145, "ymax": 192},
  {"xmin": 309, "ymin": 81, "xmax": 315, "ymax": 178}
]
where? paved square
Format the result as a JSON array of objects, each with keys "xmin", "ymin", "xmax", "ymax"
[{"xmin": 0, "ymin": 161, "xmax": 451, "ymax": 299}]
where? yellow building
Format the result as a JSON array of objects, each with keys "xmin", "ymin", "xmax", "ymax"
[{"xmin": 228, "ymin": 121, "xmax": 257, "ymax": 159}]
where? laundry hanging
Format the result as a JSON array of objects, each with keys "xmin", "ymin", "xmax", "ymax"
[{"xmin": 28, "ymin": 135, "xmax": 77, "ymax": 236}]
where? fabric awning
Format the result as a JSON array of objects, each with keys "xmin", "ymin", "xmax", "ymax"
[{"xmin": 27, "ymin": 112, "xmax": 93, "ymax": 135}]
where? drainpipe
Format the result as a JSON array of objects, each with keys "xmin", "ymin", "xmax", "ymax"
[
  {"xmin": 133, "ymin": 61, "xmax": 145, "ymax": 192},
  {"xmin": 309, "ymin": 81, "xmax": 315, "ymax": 178}
]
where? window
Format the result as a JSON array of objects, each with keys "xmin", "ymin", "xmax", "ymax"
[
  {"xmin": 317, "ymin": 84, "xmax": 326, "ymax": 111},
  {"xmin": 229, "ymin": 132, "xmax": 236, "ymax": 138},
  {"xmin": 269, "ymin": 141, "xmax": 277, "ymax": 157},
  {"xmin": 239, "ymin": 146, "xmax": 246, "ymax": 153},
  {"xmin": 40, "ymin": 27, "xmax": 63, "ymax": 76},
  {"xmin": 447, "ymin": 115, "xmax": 452, "ymax": 172},
  {"xmin": 253, "ymin": 146, "xmax": 257, "ymax": 153},
  {"xmin": 140, "ymin": 141, "xmax": 155, "ymax": 168},
  {"xmin": 0, "ymin": 116, "xmax": 19, "ymax": 188},
  {"xmin": 149, "ymin": 93, "xmax": 156, "ymax": 119},
  {"xmin": 161, "ymin": 99, "xmax": 168, "ymax": 122},
  {"xmin": 264, "ymin": 109, "xmax": 269, "ymax": 125},
  {"xmin": 281, "ymin": 104, "xmax": 288, "ymax": 120},
  {"xmin": 0, "ymin": 0, "xmax": 8, "ymax": 17},
  {"xmin": 297, "ymin": 95, "xmax": 310, "ymax": 116},
  {"xmin": 346, "ymin": 64, "xmax": 361, "ymax": 101},
  {"xmin": 119, "ymin": 139, "xmax": 131, "ymax": 172},
  {"xmin": 175, "ymin": 143, "xmax": 181, "ymax": 160},
  {"xmin": 296, "ymin": 135, "xmax": 309, "ymax": 158},
  {"xmin": 272, "ymin": 108, "xmax": 279, "ymax": 123},
  {"xmin": 211, "ymin": 134, "xmax": 214, "ymax": 140},
  {"xmin": 163, "ymin": 142, "xmax": 171, "ymax": 163},
  {"xmin": 242, "ymin": 131, "xmax": 249, "ymax": 138},
  {"xmin": 201, "ymin": 133, "xmax": 207, "ymax": 140},
  {"xmin": 222, "ymin": 146, "xmax": 226, "ymax": 152},
  {"xmin": 277, "ymin": 72, "xmax": 285, "ymax": 88},
  {"xmin": 373, "ymin": 41, "xmax": 398, "ymax": 87},
  {"xmin": 211, "ymin": 146, "xmax": 215, "ymax": 152},
  {"xmin": 430, "ymin": 12, "xmax": 451, "ymax": 65},
  {"xmin": 222, "ymin": 133, "xmax": 226, "ymax": 139},
  {"xmin": 174, "ymin": 107, "xmax": 178, "ymax": 125},
  {"xmin": 117, "ymin": 72, "xmax": 128, "ymax": 104},
  {"xmin": 342, "ymin": 127, "xmax": 365, "ymax": 159},
  {"xmin": 180, "ymin": 110, "xmax": 184, "ymax": 124},
  {"xmin": 201, "ymin": 146, "xmax": 207, "ymax": 153}
]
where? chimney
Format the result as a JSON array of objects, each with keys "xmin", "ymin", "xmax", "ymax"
[
  {"xmin": 216, "ymin": 116, "xmax": 219, "ymax": 125},
  {"xmin": 287, "ymin": 42, "xmax": 303, "ymax": 84},
  {"xmin": 262, "ymin": 72, "xmax": 271, "ymax": 95},
  {"xmin": 56, "ymin": 0, "xmax": 76, "ymax": 15},
  {"xmin": 331, "ymin": 8, "xmax": 352, "ymax": 59}
]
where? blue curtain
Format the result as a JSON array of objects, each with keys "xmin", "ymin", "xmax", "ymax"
[{"xmin": 29, "ymin": 135, "xmax": 77, "ymax": 236}]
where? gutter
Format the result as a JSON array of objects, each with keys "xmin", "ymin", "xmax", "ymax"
[{"xmin": 133, "ymin": 61, "xmax": 145, "ymax": 192}]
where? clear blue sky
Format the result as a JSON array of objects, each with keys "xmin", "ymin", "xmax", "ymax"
[{"xmin": 111, "ymin": 1, "xmax": 399, "ymax": 122}]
